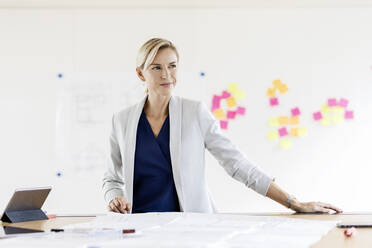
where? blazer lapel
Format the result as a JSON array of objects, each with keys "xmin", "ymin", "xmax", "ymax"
[
  {"xmin": 169, "ymin": 96, "xmax": 185, "ymax": 211},
  {"xmin": 125, "ymin": 95, "xmax": 147, "ymax": 212}
]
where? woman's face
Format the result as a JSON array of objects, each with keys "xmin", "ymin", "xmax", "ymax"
[{"xmin": 137, "ymin": 48, "xmax": 178, "ymax": 97}]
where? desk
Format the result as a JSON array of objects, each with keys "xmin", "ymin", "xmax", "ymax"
[{"xmin": 2, "ymin": 212, "xmax": 372, "ymax": 247}]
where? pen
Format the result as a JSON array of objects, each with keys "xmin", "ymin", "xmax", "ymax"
[{"xmin": 50, "ymin": 228, "xmax": 135, "ymax": 235}]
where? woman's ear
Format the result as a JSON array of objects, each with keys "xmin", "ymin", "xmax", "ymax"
[{"xmin": 136, "ymin": 67, "xmax": 146, "ymax": 82}]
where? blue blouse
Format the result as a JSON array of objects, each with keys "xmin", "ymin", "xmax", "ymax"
[{"xmin": 132, "ymin": 110, "xmax": 180, "ymax": 213}]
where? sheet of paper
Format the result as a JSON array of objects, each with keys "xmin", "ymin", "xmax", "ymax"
[{"xmin": 0, "ymin": 213, "xmax": 337, "ymax": 248}]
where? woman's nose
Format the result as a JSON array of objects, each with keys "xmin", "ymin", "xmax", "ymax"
[{"xmin": 161, "ymin": 68, "xmax": 170, "ymax": 79}]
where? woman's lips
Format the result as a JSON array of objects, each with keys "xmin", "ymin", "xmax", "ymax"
[{"xmin": 160, "ymin": 83, "xmax": 173, "ymax": 87}]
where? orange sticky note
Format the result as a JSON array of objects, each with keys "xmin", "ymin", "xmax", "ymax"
[
  {"xmin": 272, "ymin": 79, "xmax": 283, "ymax": 88},
  {"xmin": 278, "ymin": 84, "xmax": 289, "ymax": 94},
  {"xmin": 226, "ymin": 97, "xmax": 237, "ymax": 109},
  {"xmin": 289, "ymin": 128, "xmax": 299, "ymax": 137},
  {"xmin": 289, "ymin": 116, "xmax": 299, "ymax": 125},
  {"xmin": 213, "ymin": 109, "xmax": 226, "ymax": 120},
  {"xmin": 266, "ymin": 88, "xmax": 276, "ymax": 98},
  {"xmin": 278, "ymin": 116, "xmax": 289, "ymax": 125}
]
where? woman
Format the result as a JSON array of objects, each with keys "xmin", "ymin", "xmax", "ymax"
[{"xmin": 102, "ymin": 38, "xmax": 342, "ymax": 214}]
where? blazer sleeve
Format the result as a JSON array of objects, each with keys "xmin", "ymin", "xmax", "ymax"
[
  {"xmin": 102, "ymin": 114, "xmax": 125, "ymax": 204},
  {"xmin": 197, "ymin": 102, "xmax": 274, "ymax": 196}
]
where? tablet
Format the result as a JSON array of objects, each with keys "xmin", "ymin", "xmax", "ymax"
[
  {"xmin": 1, "ymin": 187, "xmax": 52, "ymax": 223},
  {"xmin": 0, "ymin": 226, "xmax": 44, "ymax": 238}
]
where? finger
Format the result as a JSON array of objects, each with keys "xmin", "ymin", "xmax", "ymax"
[
  {"xmin": 319, "ymin": 202, "xmax": 343, "ymax": 213},
  {"xmin": 125, "ymin": 203, "xmax": 131, "ymax": 211},
  {"xmin": 116, "ymin": 198, "xmax": 128, "ymax": 212},
  {"xmin": 315, "ymin": 206, "xmax": 332, "ymax": 214},
  {"xmin": 113, "ymin": 198, "xmax": 122, "ymax": 208},
  {"xmin": 110, "ymin": 202, "xmax": 122, "ymax": 213}
]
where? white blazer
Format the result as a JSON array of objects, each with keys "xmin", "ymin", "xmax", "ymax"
[{"xmin": 103, "ymin": 95, "xmax": 273, "ymax": 213}]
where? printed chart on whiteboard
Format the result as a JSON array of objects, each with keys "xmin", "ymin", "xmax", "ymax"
[{"xmin": 55, "ymin": 72, "xmax": 144, "ymax": 176}]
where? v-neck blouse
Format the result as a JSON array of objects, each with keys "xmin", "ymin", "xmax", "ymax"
[{"xmin": 132, "ymin": 110, "xmax": 180, "ymax": 213}]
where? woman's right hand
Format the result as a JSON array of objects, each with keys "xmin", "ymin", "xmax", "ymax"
[{"xmin": 108, "ymin": 196, "xmax": 131, "ymax": 214}]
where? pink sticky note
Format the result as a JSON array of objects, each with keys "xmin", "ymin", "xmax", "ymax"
[
  {"xmin": 278, "ymin": 127, "xmax": 288, "ymax": 137},
  {"xmin": 211, "ymin": 95, "xmax": 221, "ymax": 111},
  {"xmin": 220, "ymin": 120, "xmax": 228, "ymax": 129},
  {"xmin": 291, "ymin": 107, "xmax": 301, "ymax": 116},
  {"xmin": 221, "ymin": 90, "xmax": 231, "ymax": 99},
  {"xmin": 227, "ymin": 111, "xmax": 236, "ymax": 119},
  {"xmin": 236, "ymin": 106, "xmax": 246, "ymax": 115},
  {"xmin": 270, "ymin": 97, "xmax": 279, "ymax": 106},
  {"xmin": 313, "ymin": 111, "xmax": 323, "ymax": 121},
  {"xmin": 338, "ymin": 98, "xmax": 349, "ymax": 108},
  {"xmin": 345, "ymin": 110, "xmax": 354, "ymax": 119},
  {"xmin": 328, "ymin": 98, "xmax": 337, "ymax": 107}
]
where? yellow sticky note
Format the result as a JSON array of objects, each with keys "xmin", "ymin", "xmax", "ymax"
[
  {"xmin": 321, "ymin": 104, "xmax": 331, "ymax": 114},
  {"xmin": 332, "ymin": 106, "xmax": 344, "ymax": 115},
  {"xmin": 272, "ymin": 79, "xmax": 283, "ymax": 88},
  {"xmin": 278, "ymin": 84, "xmax": 289, "ymax": 94},
  {"xmin": 289, "ymin": 128, "xmax": 299, "ymax": 137},
  {"xmin": 213, "ymin": 109, "xmax": 226, "ymax": 120},
  {"xmin": 298, "ymin": 127, "xmax": 308, "ymax": 137},
  {"xmin": 234, "ymin": 90, "xmax": 245, "ymax": 100},
  {"xmin": 266, "ymin": 88, "xmax": 276, "ymax": 98},
  {"xmin": 226, "ymin": 97, "xmax": 237, "ymax": 109},
  {"xmin": 320, "ymin": 116, "xmax": 331, "ymax": 126},
  {"xmin": 289, "ymin": 116, "xmax": 300, "ymax": 125},
  {"xmin": 280, "ymin": 139, "xmax": 292, "ymax": 149},
  {"xmin": 267, "ymin": 130, "xmax": 279, "ymax": 141},
  {"xmin": 227, "ymin": 83, "xmax": 238, "ymax": 94},
  {"xmin": 332, "ymin": 114, "xmax": 344, "ymax": 124},
  {"xmin": 268, "ymin": 117, "xmax": 279, "ymax": 127},
  {"xmin": 278, "ymin": 116, "xmax": 289, "ymax": 125}
]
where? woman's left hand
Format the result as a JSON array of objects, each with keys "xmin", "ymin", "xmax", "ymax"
[{"xmin": 293, "ymin": 201, "xmax": 343, "ymax": 214}]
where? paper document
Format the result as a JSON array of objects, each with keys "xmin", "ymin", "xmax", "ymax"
[{"xmin": 0, "ymin": 212, "xmax": 337, "ymax": 248}]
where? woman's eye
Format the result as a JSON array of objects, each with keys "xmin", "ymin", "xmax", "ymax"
[
  {"xmin": 152, "ymin": 66, "xmax": 161, "ymax": 70},
  {"xmin": 170, "ymin": 64, "xmax": 177, "ymax": 68}
]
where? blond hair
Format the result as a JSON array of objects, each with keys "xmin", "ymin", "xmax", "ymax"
[{"xmin": 136, "ymin": 38, "xmax": 179, "ymax": 71}]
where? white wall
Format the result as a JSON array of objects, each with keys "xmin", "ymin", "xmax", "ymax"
[{"xmin": 0, "ymin": 8, "xmax": 371, "ymax": 214}]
